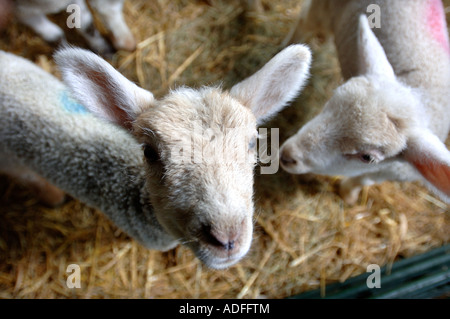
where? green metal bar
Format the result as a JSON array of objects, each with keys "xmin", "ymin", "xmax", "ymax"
[
  {"xmin": 290, "ymin": 244, "xmax": 450, "ymax": 299},
  {"xmin": 372, "ymin": 268, "xmax": 450, "ymax": 299}
]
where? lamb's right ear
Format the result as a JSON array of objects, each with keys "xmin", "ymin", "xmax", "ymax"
[
  {"xmin": 403, "ymin": 128, "xmax": 450, "ymax": 203},
  {"xmin": 230, "ymin": 44, "xmax": 311, "ymax": 125},
  {"xmin": 54, "ymin": 47, "xmax": 155, "ymax": 129}
]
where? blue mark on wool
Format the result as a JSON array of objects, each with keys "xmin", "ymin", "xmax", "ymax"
[{"xmin": 60, "ymin": 91, "xmax": 88, "ymax": 114}]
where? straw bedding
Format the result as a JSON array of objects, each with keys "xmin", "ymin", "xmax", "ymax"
[{"xmin": 0, "ymin": 0, "xmax": 448, "ymax": 298}]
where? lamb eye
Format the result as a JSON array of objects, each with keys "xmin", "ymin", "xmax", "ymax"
[
  {"xmin": 360, "ymin": 154, "xmax": 373, "ymax": 163},
  {"xmin": 143, "ymin": 144, "xmax": 159, "ymax": 162}
]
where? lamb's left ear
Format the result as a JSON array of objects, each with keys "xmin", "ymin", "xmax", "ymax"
[
  {"xmin": 357, "ymin": 14, "xmax": 396, "ymax": 81},
  {"xmin": 230, "ymin": 44, "xmax": 311, "ymax": 125},
  {"xmin": 403, "ymin": 128, "xmax": 450, "ymax": 202},
  {"xmin": 54, "ymin": 47, "xmax": 155, "ymax": 130}
]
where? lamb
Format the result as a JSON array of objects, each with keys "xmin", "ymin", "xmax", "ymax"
[
  {"xmin": 280, "ymin": 0, "xmax": 450, "ymax": 205},
  {"xmin": 0, "ymin": 44, "xmax": 311, "ymax": 269},
  {"xmin": 13, "ymin": 0, "xmax": 136, "ymax": 53}
]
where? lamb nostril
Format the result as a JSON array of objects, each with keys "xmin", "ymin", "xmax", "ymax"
[
  {"xmin": 280, "ymin": 149, "xmax": 297, "ymax": 166},
  {"xmin": 226, "ymin": 240, "xmax": 235, "ymax": 251},
  {"xmin": 201, "ymin": 224, "xmax": 236, "ymax": 251}
]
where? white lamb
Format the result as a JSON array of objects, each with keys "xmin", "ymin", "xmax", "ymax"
[
  {"xmin": 0, "ymin": 44, "xmax": 311, "ymax": 269},
  {"xmin": 13, "ymin": 0, "xmax": 136, "ymax": 53},
  {"xmin": 280, "ymin": 0, "xmax": 450, "ymax": 204}
]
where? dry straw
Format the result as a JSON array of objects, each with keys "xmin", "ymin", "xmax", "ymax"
[{"xmin": 0, "ymin": 0, "xmax": 449, "ymax": 298}]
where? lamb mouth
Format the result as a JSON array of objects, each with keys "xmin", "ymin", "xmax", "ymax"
[
  {"xmin": 197, "ymin": 252, "xmax": 244, "ymax": 270},
  {"xmin": 183, "ymin": 240, "xmax": 246, "ymax": 269}
]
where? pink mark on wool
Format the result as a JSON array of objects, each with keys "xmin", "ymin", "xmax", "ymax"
[{"xmin": 426, "ymin": 0, "xmax": 450, "ymax": 54}]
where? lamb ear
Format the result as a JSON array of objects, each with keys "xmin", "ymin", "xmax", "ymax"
[
  {"xmin": 230, "ymin": 44, "xmax": 311, "ymax": 125},
  {"xmin": 357, "ymin": 15, "xmax": 396, "ymax": 80},
  {"xmin": 54, "ymin": 47, "xmax": 155, "ymax": 129},
  {"xmin": 403, "ymin": 128, "xmax": 450, "ymax": 202}
]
